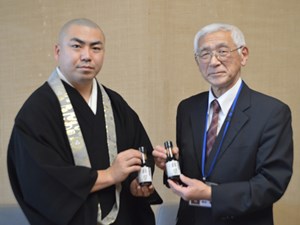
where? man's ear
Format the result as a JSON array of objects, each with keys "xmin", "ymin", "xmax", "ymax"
[
  {"xmin": 194, "ymin": 54, "xmax": 200, "ymax": 67},
  {"xmin": 54, "ymin": 44, "xmax": 60, "ymax": 61},
  {"xmin": 240, "ymin": 46, "xmax": 249, "ymax": 66}
]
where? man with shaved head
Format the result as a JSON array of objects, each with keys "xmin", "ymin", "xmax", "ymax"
[{"xmin": 7, "ymin": 18, "xmax": 161, "ymax": 225}]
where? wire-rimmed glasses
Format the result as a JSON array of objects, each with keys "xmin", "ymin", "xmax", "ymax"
[{"xmin": 195, "ymin": 46, "xmax": 243, "ymax": 63}]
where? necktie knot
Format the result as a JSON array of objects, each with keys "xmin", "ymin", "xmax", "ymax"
[{"xmin": 212, "ymin": 100, "xmax": 220, "ymax": 114}]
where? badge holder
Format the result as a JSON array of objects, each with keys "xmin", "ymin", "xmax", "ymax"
[{"xmin": 189, "ymin": 181, "xmax": 218, "ymax": 208}]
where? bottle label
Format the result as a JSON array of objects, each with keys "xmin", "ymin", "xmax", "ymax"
[
  {"xmin": 166, "ymin": 160, "xmax": 181, "ymax": 177},
  {"xmin": 138, "ymin": 166, "xmax": 152, "ymax": 183}
]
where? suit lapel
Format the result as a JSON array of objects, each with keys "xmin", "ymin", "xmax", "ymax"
[
  {"xmin": 206, "ymin": 83, "xmax": 251, "ymax": 166},
  {"xmin": 191, "ymin": 94, "xmax": 208, "ymax": 172}
]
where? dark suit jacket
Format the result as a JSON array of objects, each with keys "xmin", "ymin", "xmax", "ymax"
[{"xmin": 175, "ymin": 82, "xmax": 293, "ymax": 225}]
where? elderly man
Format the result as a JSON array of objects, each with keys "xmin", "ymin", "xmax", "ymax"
[{"xmin": 153, "ymin": 23, "xmax": 293, "ymax": 225}]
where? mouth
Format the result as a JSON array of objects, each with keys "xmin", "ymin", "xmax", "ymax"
[
  {"xmin": 77, "ymin": 66, "xmax": 94, "ymax": 70},
  {"xmin": 208, "ymin": 71, "xmax": 225, "ymax": 76}
]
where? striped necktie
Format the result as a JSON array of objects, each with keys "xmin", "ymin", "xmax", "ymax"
[{"xmin": 206, "ymin": 100, "xmax": 220, "ymax": 156}]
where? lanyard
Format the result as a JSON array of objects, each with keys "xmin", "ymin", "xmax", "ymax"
[{"xmin": 201, "ymin": 82, "xmax": 243, "ymax": 181}]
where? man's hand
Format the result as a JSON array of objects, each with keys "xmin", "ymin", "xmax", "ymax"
[
  {"xmin": 107, "ymin": 149, "xmax": 142, "ymax": 183},
  {"xmin": 130, "ymin": 179, "xmax": 155, "ymax": 197},
  {"xmin": 152, "ymin": 145, "xmax": 179, "ymax": 170},
  {"xmin": 168, "ymin": 174, "xmax": 212, "ymax": 201},
  {"xmin": 91, "ymin": 149, "xmax": 141, "ymax": 193}
]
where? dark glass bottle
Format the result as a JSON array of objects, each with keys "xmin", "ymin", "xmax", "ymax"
[
  {"xmin": 138, "ymin": 146, "xmax": 152, "ymax": 186},
  {"xmin": 164, "ymin": 141, "xmax": 182, "ymax": 184}
]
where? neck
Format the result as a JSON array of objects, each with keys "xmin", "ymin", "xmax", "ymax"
[
  {"xmin": 211, "ymin": 87, "xmax": 226, "ymax": 98},
  {"xmin": 211, "ymin": 76, "xmax": 241, "ymax": 98}
]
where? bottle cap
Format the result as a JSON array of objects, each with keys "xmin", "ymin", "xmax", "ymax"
[{"xmin": 164, "ymin": 141, "xmax": 173, "ymax": 149}]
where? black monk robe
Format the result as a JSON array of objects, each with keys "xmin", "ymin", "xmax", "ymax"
[{"xmin": 7, "ymin": 80, "xmax": 159, "ymax": 225}]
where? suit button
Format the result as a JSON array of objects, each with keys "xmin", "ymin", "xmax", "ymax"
[{"xmin": 221, "ymin": 216, "xmax": 235, "ymax": 220}]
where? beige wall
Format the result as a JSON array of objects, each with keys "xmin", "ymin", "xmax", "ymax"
[{"xmin": 0, "ymin": 0, "xmax": 299, "ymax": 224}]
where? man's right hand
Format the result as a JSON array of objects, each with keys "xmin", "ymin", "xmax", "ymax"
[
  {"xmin": 152, "ymin": 145, "xmax": 179, "ymax": 170},
  {"xmin": 91, "ymin": 149, "xmax": 141, "ymax": 192}
]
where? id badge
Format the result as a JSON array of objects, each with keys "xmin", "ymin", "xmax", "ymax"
[
  {"xmin": 189, "ymin": 199, "xmax": 212, "ymax": 208},
  {"xmin": 189, "ymin": 181, "xmax": 218, "ymax": 208}
]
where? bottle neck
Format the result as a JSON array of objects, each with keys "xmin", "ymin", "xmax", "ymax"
[
  {"xmin": 141, "ymin": 152, "xmax": 147, "ymax": 165},
  {"xmin": 167, "ymin": 147, "xmax": 175, "ymax": 160}
]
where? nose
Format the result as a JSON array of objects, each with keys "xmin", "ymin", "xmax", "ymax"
[
  {"xmin": 80, "ymin": 47, "xmax": 91, "ymax": 62},
  {"xmin": 209, "ymin": 52, "xmax": 221, "ymax": 65}
]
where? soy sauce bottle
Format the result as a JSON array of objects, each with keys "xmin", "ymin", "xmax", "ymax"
[
  {"xmin": 138, "ymin": 146, "xmax": 152, "ymax": 186},
  {"xmin": 164, "ymin": 141, "xmax": 182, "ymax": 184}
]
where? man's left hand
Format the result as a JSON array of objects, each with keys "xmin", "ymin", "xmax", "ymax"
[
  {"xmin": 168, "ymin": 174, "xmax": 212, "ymax": 201},
  {"xmin": 130, "ymin": 179, "xmax": 155, "ymax": 197}
]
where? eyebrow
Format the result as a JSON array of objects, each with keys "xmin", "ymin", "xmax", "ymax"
[
  {"xmin": 70, "ymin": 37, "xmax": 103, "ymax": 46},
  {"xmin": 199, "ymin": 43, "xmax": 229, "ymax": 52}
]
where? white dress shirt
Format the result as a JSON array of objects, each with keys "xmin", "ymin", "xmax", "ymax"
[{"xmin": 207, "ymin": 78, "xmax": 242, "ymax": 134}]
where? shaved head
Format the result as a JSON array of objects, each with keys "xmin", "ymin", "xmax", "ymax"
[
  {"xmin": 54, "ymin": 18, "xmax": 106, "ymax": 89},
  {"xmin": 58, "ymin": 18, "xmax": 105, "ymax": 44}
]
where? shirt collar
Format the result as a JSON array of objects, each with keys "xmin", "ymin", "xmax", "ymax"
[{"xmin": 208, "ymin": 78, "xmax": 242, "ymax": 115}]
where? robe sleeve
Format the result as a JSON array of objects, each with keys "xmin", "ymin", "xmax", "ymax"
[
  {"xmin": 8, "ymin": 126, "xmax": 98, "ymax": 225},
  {"xmin": 7, "ymin": 84, "xmax": 98, "ymax": 225}
]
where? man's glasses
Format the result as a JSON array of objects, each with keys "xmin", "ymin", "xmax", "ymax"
[{"xmin": 195, "ymin": 46, "xmax": 243, "ymax": 63}]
